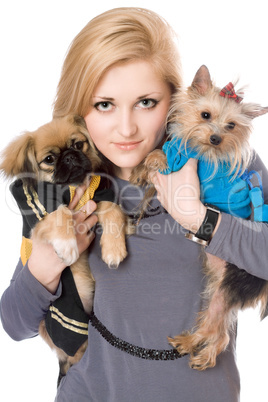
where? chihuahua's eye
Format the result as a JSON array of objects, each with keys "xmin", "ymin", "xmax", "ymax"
[
  {"xmin": 43, "ymin": 155, "xmax": 55, "ymax": 165},
  {"xmin": 226, "ymin": 122, "xmax": 236, "ymax": 130},
  {"xmin": 73, "ymin": 141, "xmax": 84, "ymax": 151},
  {"xmin": 201, "ymin": 112, "xmax": 211, "ymax": 120}
]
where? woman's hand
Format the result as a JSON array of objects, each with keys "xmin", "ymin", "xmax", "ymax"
[
  {"xmin": 28, "ymin": 184, "xmax": 98, "ymax": 294},
  {"xmin": 28, "ymin": 239, "xmax": 67, "ymax": 295},
  {"xmin": 151, "ymin": 159, "xmax": 207, "ymax": 233},
  {"xmin": 68, "ymin": 183, "xmax": 98, "ymax": 255}
]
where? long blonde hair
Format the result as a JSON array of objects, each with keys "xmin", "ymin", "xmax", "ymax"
[{"xmin": 53, "ymin": 7, "xmax": 182, "ymax": 118}]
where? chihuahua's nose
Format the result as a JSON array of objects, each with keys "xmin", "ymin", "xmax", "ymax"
[{"xmin": 210, "ymin": 134, "xmax": 222, "ymax": 146}]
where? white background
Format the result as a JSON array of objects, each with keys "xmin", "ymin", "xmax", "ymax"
[{"xmin": 0, "ymin": 1, "xmax": 268, "ymax": 401}]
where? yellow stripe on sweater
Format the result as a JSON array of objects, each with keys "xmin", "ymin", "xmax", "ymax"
[{"xmin": 69, "ymin": 175, "xmax": 101, "ymax": 211}]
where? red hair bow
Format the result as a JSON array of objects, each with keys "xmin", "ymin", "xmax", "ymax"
[{"xmin": 219, "ymin": 82, "xmax": 243, "ymax": 103}]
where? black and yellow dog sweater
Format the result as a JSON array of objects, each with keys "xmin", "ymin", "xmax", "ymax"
[{"xmin": 11, "ymin": 177, "xmax": 114, "ymax": 356}]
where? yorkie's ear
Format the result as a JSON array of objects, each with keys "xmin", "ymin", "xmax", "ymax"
[
  {"xmin": 0, "ymin": 131, "xmax": 36, "ymax": 179},
  {"xmin": 190, "ymin": 65, "xmax": 213, "ymax": 96},
  {"xmin": 241, "ymin": 104, "xmax": 268, "ymax": 120}
]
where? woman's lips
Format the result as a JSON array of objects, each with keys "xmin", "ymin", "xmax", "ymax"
[{"xmin": 113, "ymin": 141, "xmax": 142, "ymax": 151}]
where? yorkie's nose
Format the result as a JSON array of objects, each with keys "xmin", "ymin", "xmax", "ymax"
[{"xmin": 210, "ymin": 134, "xmax": 222, "ymax": 146}]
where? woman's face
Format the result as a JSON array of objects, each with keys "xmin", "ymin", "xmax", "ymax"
[{"xmin": 84, "ymin": 61, "xmax": 171, "ymax": 180}]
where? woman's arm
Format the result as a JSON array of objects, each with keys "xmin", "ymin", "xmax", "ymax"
[
  {"xmin": 0, "ymin": 192, "xmax": 98, "ymax": 341},
  {"xmin": 0, "ymin": 259, "xmax": 62, "ymax": 341},
  {"xmin": 207, "ymin": 152, "xmax": 268, "ymax": 280},
  {"xmin": 153, "ymin": 153, "xmax": 268, "ymax": 280}
]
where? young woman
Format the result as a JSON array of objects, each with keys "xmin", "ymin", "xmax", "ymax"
[{"xmin": 1, "ymin": 7, "xmax": 268, "ymax": 402}]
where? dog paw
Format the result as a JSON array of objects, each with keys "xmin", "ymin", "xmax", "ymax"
[
  {"xmin": 168, "ymin": 333, "xmax": 221, "ymax": 371},
  {"xmin": 51, "ymin": 238, "xmax": 79, "ymax": 266},
  {"xmin": 190, "ymin": 334, "xmax": 229, "ymax": 370},
  {"xmin": 189, "ymin": 348, "xmax": 217, "ymax": 371},
  {"xmin": 144, "ymin": 149, "xmax": 167, "ymax": 173},
  {"xmin": 101, "ymin": 240, "xmax": 128, "ymax": 269},
  {"xmin": 167, "ymin": 332, "xmax": 202, "ymax": 355},
  {"xmin": 102, "ymin": 247, "xmax": 128, "ymax": 269}
]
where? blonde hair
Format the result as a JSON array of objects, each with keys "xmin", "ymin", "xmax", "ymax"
[{"xmin": 53, "ymin": 7, "xmax": 182, "ymax": 118}]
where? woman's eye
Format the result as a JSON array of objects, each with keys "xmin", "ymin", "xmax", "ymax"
[
  {"xmin": 94, "ymin": 101, "xmax": 113, "ymax": 112},
  {"xmin": 137, "ymin": 98, "xmax": 158, "ymax": 109},
  {"xmin": 43, "ymin": 155, "xmax": 55, "ymax": 165},
  {"xmin": 201, "ymin": 111, "xmax": 211, "ymax": 120}
]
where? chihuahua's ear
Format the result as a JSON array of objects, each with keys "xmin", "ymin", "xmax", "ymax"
[
  {"xmin": 241, "ymin": 104, "xmax": 268, "ymax": 120},
  {"xmin": 189, "ymin": 65, "xmax": 213, "ymax": 96},
  {"xmin": 0, "ymin": 131, "xmax": 36, "ymax": 179}
]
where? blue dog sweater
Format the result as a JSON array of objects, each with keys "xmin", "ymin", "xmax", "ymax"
[{"xmin": 162, "ymin": 136, "xmax": 268, "ymax": 221}]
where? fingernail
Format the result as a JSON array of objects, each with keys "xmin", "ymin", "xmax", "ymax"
[{"xmin": 87, "ymin": 200, "xmax": 97, "ymax": 212}]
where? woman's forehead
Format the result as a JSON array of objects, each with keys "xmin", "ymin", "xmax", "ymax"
[{"xmin": 93, "ymin": 61, "xmax": 170, "ymax": 100}]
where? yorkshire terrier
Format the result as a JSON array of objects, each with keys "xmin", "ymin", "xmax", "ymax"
[{"xmin": 131, "ymin": 65, "xmax": 268, "ymax": 370}]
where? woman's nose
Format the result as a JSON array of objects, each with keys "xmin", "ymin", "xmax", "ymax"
[{"xmin": 117, "ymin": 109, "xmax": 137, "ymax": 137}]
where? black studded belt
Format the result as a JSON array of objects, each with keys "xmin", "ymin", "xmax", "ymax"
[{"xmin": 88, "ymin": 312, "xmax": 184, "ymax": 361}]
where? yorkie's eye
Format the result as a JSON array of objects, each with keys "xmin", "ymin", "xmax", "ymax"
[
  {"xmin": 226, "ymin": 122, "xmax": 236, "ymax": 130},
  {"xmin": 201, "ymin": 112, "xmax": 211, "ymax": 120},
  {"xmin": 43, "ymin": 155, "xmax": 55, "ymax": 165}
]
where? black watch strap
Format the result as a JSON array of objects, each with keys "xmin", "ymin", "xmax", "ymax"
[
  {"xmin": 185, "ymin": 205, "xmax": 220, "ymax": 246},
  {"xmin": 195, "ymin": 205, "xmax": 220, "ymax": 241}
]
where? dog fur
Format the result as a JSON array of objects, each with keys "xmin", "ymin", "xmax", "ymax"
[
  {"xmin": 130, "ymin": 65, "xmax": 268, "ymax": 370},
  {"xmin": 0, "ymin": 114, "xmax": 134, "ymax": 380}
]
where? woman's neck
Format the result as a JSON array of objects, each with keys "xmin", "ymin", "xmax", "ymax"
[{"xmin": 113, "ymin": 166, "xmax": 132, "ymax": 181}]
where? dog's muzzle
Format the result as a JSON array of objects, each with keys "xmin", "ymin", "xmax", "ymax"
[{"xmin": 54, "ymin": 149, "xmax": 92, "ymax": 184}]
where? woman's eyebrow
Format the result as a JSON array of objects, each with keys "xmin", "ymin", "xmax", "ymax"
[
  {"xmin": 92, "ymin": 92, "xmax": 162, "ymax": 101},
  {"xmin": 92, "ymin": 96, "xmax": 114, "ymax": 101},
  {"xmin": 136, "ymin": 92, "xmax": 161, "ymax": 100}
]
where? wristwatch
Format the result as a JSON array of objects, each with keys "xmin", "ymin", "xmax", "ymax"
[{"xmin": 185, "ymin": 204, "xmax": 221, "ymax": 246}]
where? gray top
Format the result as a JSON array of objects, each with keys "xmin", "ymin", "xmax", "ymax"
[{"xmin": 1, "ymin": 153, "xmax": 268, "ymax": 402}]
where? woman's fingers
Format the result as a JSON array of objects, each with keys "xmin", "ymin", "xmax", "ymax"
[
  {"xmin": 150, "ymin": 158, "xmax": 206, "ymax": 232},
  {"xmin": 75, "ymin": 214, "xmax": 98, "ymax": 254},
  {"xmin": 71, "ymin": 200, "xmax": 98, "ymax": 254},
  {"xmin": 73, "ymin": 200, "xmax": 97, "ymax": 223},
  {"xmin": 74, "ymin": 211, "xmax": 98, "ymax": 235},
  {"xmin": 68, "ymin": 177, "xmax": 91, "ymax": 210}
]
